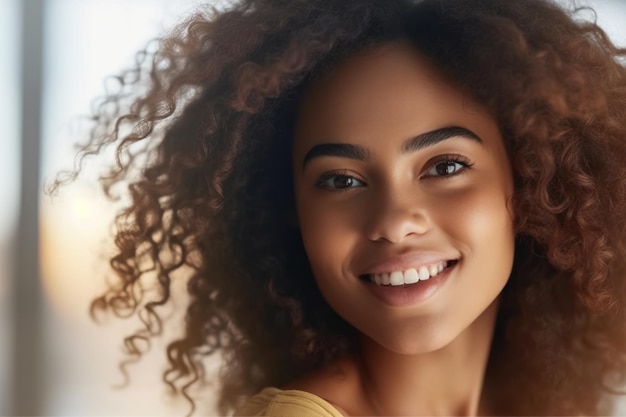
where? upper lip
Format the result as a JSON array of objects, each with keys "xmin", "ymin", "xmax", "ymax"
[{"xmin": 359, "ymin": 251, "xmax": 458, "ymax": 276}]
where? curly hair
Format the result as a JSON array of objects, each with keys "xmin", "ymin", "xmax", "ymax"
[{"xmin": 51, "ymin": 0, "xmax": 626, "ymax": 415}]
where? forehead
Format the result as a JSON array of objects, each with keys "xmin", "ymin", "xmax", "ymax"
[{"xmin": 293, "ymin": 41, "xmax": 495, "ymax": 154}]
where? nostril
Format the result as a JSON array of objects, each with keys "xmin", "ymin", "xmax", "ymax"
[{"xmin": 365, "ymin": 207, "xmax": 433, "ymax": 244}]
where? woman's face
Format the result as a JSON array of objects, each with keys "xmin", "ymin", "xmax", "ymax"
[{"xmin": 292, "ymin": 41, "xmax": 515, "ymax": 354}]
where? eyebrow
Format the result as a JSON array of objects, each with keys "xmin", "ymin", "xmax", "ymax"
[{"xmin": 302, "ymin": 125, "xmax": 483, "ymax": 170}]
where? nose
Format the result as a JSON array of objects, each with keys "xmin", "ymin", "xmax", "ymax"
[{"xmin": 365, "ymin": 189, "xmax": 432, "ymax": 243}]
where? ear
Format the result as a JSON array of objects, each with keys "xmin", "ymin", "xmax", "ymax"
[{"xmin": 505, "ymin": 193, "xmax": 516, "ymax": 228}]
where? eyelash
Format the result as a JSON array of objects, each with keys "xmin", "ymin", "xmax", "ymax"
[
  {"xmin": 422, "ymin": 154, "xmax": 473, "ymax": 179},
  {"xmin": 315, "ymin": 154, "xmax": 474, "ymax": 192},
  {"xmin": 315, "ymin": 169, "xmax": 365, "ymax": 192}
]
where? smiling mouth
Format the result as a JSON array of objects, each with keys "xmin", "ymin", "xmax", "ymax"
[{"xmin": 359, "ymin": 260, "xmax": 459, "ymax": 286}]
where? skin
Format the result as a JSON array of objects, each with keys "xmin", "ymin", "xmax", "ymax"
[{"xmin": 289, "ymin": 41, "xmax": 515, "ymax": 416}]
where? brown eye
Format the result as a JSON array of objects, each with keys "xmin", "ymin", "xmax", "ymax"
[
  {"xmin": 332, "ymin": 176, "xmax": 355, "ymax": 189},
  {"xmin": 435, "ymin": 161, "xmax": 461, "ymax": 176},
  {"xmin": 424, "ymin": 155, "xmax": 472, "ymax": 178},
  {"xmin": 316, "ymin": 172, "xmax": 366, "ymax": 191}
]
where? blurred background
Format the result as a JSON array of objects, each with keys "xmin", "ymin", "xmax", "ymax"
[{"xmin": 1, "ymin": 0, "xmax": 625, "ymax": 415}]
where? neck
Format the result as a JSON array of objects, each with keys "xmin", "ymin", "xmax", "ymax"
[{"xmin": 357, "ymin": 300, "xmax": 499, "ymax": 416}]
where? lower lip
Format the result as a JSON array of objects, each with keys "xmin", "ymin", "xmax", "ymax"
[{"xmin": 363, "ymin": 265, "xmax": 454, "ymax": 307}]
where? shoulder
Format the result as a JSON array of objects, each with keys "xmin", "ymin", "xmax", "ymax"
[
  {"xmin": 233, "ymin": 387, "xmax": 346, "ymax": 417},
  {"xmin": 280, "ymin": 354, "xmax": 364, "ymax": 416}
]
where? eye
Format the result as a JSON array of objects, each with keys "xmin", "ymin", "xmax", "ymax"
[
  {"xmin": 423, "ymin": 155, "xmax": 473, "ymax": 178},
  {"xmin": 316, "ymin": 171, "xmax": 366, "ymax": 191}
]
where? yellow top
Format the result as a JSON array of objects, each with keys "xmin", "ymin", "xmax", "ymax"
[{"xmin": 233, "ymin": 387, "xmax": 345, "ymax": 417}]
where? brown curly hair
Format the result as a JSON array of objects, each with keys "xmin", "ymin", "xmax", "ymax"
[{"xmin": 51, "ymin": 0, "xmax": 626, "ymax": 415}]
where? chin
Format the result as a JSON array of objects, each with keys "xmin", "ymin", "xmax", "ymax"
[{"xmin": 379, "ymin": 302, "xmax": 501, "ymax": 356}]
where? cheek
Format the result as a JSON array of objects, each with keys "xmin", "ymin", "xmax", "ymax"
[
  {"xmin": 434, "ymin": 182, "xmax": 515, "ymax": 259},
  {"xmin": 295, "ymin": 193, "xmax": 358, "ymax": 278}
]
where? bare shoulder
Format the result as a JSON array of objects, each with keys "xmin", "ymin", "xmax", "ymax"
[{"xmin": 283, "ymin": 354, "xmax": 367, "ymax": 417}]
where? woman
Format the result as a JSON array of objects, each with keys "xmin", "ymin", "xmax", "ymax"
[{"xmin": 53, "ymin": 0, "xmax": 626, "ymax": 415}]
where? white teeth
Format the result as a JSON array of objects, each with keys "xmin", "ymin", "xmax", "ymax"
[
  {"xmin": 404, "ymin": 268, "xmax": 419, "ymax": 284},
  {"xmin": 389, "ymin": 271, "xmax": 404, "ymax": 286},
  {"xmin": 368, "ymin": 261, "xmax": 449, "ymax": 286},
  {"xmin": 429, "ymin": 265, "xmax": 438, "ymax": 276}
]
